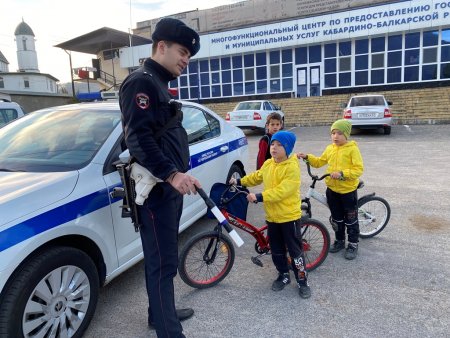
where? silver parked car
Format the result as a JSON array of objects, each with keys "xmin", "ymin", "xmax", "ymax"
[
  {"xmin": 343, "ymin": 95, "xmax": 393, "ymax": 135},
  {"xmin": 225, "ymin": 100, "xmax": 285, "ymax": 131}
]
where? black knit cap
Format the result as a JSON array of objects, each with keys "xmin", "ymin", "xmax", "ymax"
[{"xmin": 152, "ymin": 18, "xmax": 200, "ymax": 56}]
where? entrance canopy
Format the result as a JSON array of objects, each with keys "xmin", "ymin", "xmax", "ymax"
[{"xmin": 54, "ymin": 27, "xmax": 152, "ymax": 54}]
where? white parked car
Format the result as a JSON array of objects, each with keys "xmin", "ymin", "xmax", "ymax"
[
  {"xmin": 225, "ymin": 100, "xmax": 285, "ymax": 131},
  {"xmin": 0, "ymin": 100, "xmax": 248, "ymax": 337},
  {"xmin": 0, "ymin": 99, "xmax": 26, "ymax": 127},
  {"xmin": 343, "ymin": 94, "xmax": 393, "ymax": 135}
]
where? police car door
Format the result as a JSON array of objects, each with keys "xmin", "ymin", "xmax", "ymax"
[
  {"xmin": 103, "ymin": 131, "xmax": 142, "ymax": 267},
  {"xmin": 180, "ymin": 104, "xmax": 227, "ymax": 231}
]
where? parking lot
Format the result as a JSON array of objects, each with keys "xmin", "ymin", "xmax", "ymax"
[{"xmin": 84, "ymin": 124, "xmax": 450, "ymax": 338}]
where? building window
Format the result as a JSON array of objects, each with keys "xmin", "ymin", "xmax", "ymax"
[
  {"xmin": 210, "ymin": 58, "xmax": 220, "ymax": 71},
  {"xmin": 295, "ymin": 47, "xmax": 307, "ymax": 64},
  {"xmin": 309, "ymin": 45, "xmax": 321, "ymax": 63},
  {"xmin": 233, "ymin": 69, "xmax": 243, "ymax": 82},
  {"xmin": 221, "ymin": 57, "xmax": 231, "ymax": 70},
  {"xmin": 423, "ymin": 48, "xmax": 437, "ymax": 64},
  {"xmin": 233, "ymin": 82, "xmax": 243, "ymax": 95},
  {"xmin": 0, "ymin": 77, "xmax": 4, "ymax": 88},
  {"xmin": 355, "ymin": 71, "xmax": 368, "ymax": 85},
  {"xmin": 404, "ymin": 66, "xmax": 419, "ymax": 82},
  {"xmin": 270, "ymin": 65, "xmax": 280, "ymax": 78},
  {"xmin": 270, "ymin": 51, "xmax": 280, "ymax": 64},
  {"xmin": 355, "ymin": 39, "xmax": 369, "ymax": 54},
  {"xmin": 388, "ymin": 35, "xmax": 402, "ymax": 51},
  {"xmin": 371, "ymin": 37, "xmax": 385, "ymax": 53},
  {"xmin": 282, "ymin": 49, "xmax": 292, "ymax": 63},
  {"xmin": 422, "ymin": 65, "xmax": 437, "ymax": 80},
  {"xmin": 387, "ymin": 67, "xmax": 401, "ymax": 83},
  {"xmin": 340, "ymin": 57, "xmax": 351, "ymax": 72},
  {"xmin": 388, "ymin": 51, "xmax": 402, "ymax": 67},
  {"xmin": 325, "ymin": 43, "xmax": 336, "ymax": 58},
  {"xmin": 339, "ymin": 41, "xmax": 351, "ymax": 56},
  {"xmin": 22, "ymin": 38, "xmax": 27, "ymax": 51},
  {"xmin": 244, "ymin": 68, "xmax": 254, "ymax": 81},
  {"xmin": 423, "ymin": 30, "xmax": 439, "ymax": 47},
  {"xmin": 372, "ymin": 54, "xmax": 384, "ymax": 68},
  {"xmin": 405, "ymin": 32, "xmax": 420, "ymax": 49},
  {"xmin": 339, "ymin": 72, "xmax": 351, "ymax": 86},
  {"xmin": 325, "ymin": 74, "xmax": 336, "ymax": 88},
  {"xmin": 355, "ymin": 55, "xmax": 368, "ymax": 70},
  {"xmin": 24, "ymin": 78, "xmax": 30, "ymax": 88},
  {"xmin": 371, "ymin": 69, "xmax": 384, "ymax": 84}
]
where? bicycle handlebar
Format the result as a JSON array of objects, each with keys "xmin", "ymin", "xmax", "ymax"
[
  {"xmin": 196, "ymin": 187, "xmax": 244, "ymax": 247},
  {"xmin": 304, "ymin": 160, "xmax": 330, "ymax": 181}
]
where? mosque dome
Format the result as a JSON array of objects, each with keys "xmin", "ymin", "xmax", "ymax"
[{"xmin": 14, "ymin": 20, "xmax": 35, "ymax": 36}]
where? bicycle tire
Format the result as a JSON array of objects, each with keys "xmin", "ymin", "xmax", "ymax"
[
  {"xmin": 358, "ymin": 195, "xmax": 391, "ymax": 238},
  {"xmin": 178, "ymin": 230, "xmax": 235, "ymax": 289},
  {"xmin": 301, "ymin": 218, "xmax": 330, "ymax": 271}
]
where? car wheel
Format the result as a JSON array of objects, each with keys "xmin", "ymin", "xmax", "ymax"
[
  {"xmin": 384, "ymin": 126, "xmax": 391, "ymax": 135},
  {"xmin": 0, "ymin": 246, "xmax": 99, "ymax": 338},
  {"xmin": 226, "ymin": 164, "xmax": 245, "ymax": 183}
]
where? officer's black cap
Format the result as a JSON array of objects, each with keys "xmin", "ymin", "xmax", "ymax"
[{"xmin": 152, "ymin": 18, "xmax": 200, "ymax": 56}]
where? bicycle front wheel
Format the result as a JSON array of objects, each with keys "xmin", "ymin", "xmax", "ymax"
[
  {"xmin": 178, "ymin": 230, "xmax": 235, "ymax": 289},
  {"xmin": 301, "ymin": 219, "xmax": 330, "ymax": 271},
  {"xmin": 358, "ymin": 195, "xmax": 391, "ymax": 238}
]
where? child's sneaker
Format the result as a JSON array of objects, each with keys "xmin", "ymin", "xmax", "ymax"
[
  {"xmin": 329, "ymin": 240, "xmax": 345, "ymax": 253},
  {"xmin": 271, "ymin": 272, "xmax": 290, "ymax": 291},
  {"xmin": 297, "ymin": 281, "xmax": 312, "ymax": 299},
  {"xmin": 344, "ymin": 242, "xmax": 358, "ymax": 260}
]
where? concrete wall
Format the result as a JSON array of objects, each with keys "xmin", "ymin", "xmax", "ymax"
[
  {"xmin": 205, "ymin": 86, "xmax": 450, "ymax": 127},
  {"xmin": 9, "ymin": 94, "xmax": 75, "ymax": 113}
]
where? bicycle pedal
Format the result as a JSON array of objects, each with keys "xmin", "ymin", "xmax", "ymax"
[{"xmin": 251, "ymin": 256, "xmax": 263, "ymax": 267}]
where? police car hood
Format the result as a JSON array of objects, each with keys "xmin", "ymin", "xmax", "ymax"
[{"xmin": 0, "ymin": 171, "xmax": 78, "ymax": 226}]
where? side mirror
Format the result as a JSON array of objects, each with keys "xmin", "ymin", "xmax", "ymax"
[
  {"xmin": 387, "ymin": 101, "xmax": 393, "ymax": 106},
  {"xmin": 339, "ymin": 103, "xmax": 347, "ymax": 109},
  {"xmin": 274, "ymin": 105, "xmax": 281, "ymax": 110}
]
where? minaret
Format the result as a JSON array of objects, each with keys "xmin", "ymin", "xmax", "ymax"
[{"xmin": 14, "ymin": 19, "xmax": 39, "ymax": 72}]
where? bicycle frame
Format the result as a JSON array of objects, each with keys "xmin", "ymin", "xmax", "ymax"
[{"xmin": 221, "ymin": 209, "xmax": 269, "ymax": 252}]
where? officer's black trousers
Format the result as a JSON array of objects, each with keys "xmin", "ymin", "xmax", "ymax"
[{"xmin": 138, "ymin": 183, "xmax": 185, "ymax": 338}]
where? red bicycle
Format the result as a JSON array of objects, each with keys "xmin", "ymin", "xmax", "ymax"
[{"xmin": 178, "ymin": 183, "xmax": 330, "ymax": 289}]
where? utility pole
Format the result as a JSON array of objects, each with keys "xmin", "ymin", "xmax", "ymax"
[{"xmin": 64, "ymin": 49, "xmax": 75, "ymax": 97}]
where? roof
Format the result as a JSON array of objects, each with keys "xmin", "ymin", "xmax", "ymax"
[
  {"xmin": 0, "ymin": 51, "xmax": 9, "ymax": 64},
  {"xmin": 0, "ymin": 72, "xmax": 59, "ymax": 82},
  {"xmin": 54, "ymin": 27, "xmax": 152, "ymax": 54},
  {"xmin": 15, "ymin": 20, "xmax": 35, "ymax": 36}
]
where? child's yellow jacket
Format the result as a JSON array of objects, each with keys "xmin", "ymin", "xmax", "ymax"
[
  {"xmin": 241, "ymin": 154, "xmax": 301, "ymax": 223},
  {"xmin": 307, "ymin": 140, "xmax": 364, "ymax": 194}
]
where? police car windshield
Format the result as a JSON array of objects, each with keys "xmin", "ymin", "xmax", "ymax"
[{"xmin": 0, "ymin": 108, "xmax": 121, "ymax": 172}]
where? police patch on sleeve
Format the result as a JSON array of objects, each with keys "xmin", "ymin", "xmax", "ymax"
[{"xmin": 136, "ymin": 93, "xmax": 150, "ymax": 109}]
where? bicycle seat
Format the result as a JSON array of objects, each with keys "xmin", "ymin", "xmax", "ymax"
[{"xmin": 357, "ymin": 180, "xmax": 364, "ymax": 189}]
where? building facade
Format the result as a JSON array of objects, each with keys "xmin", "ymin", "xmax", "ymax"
[{"xmin": 119, "ymin": 0, "xmax": 450, "ymax": 101}]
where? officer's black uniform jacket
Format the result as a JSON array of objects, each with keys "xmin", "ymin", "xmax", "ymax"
[{"xmin": 119, "ymin": 58, "xmax": 190, "ymax": 181}]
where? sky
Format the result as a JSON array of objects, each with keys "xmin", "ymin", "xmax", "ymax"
[{"xmin": 0, "ymin": 0, "xmax": 242, "ymax": 83}]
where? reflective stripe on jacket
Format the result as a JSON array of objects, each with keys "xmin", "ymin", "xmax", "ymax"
[
  {"xmin": 241, "ymin": 154, "xmax": 301, "ymax": 223},
  {"xmin": 307, "ymin": 140, "xmax": 364, "ymax": 194}
]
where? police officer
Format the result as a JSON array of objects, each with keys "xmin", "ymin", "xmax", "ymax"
[{"xmin": 119, "ymin": 18, "xmax": 201, "ymax": 338}]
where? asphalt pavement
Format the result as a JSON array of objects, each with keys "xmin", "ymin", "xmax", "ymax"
[{"xmin": 84, "ymin": 124, "xmax": 450, "ymax": 338}]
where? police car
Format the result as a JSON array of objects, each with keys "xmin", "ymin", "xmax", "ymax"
[{"xmin": 0, "ymin": 100, "xmax": 248, "ymax": 337}]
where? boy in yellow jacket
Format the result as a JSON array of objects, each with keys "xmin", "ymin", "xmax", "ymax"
[
  {"xmin": 230, "ymin": 131, "xmax": 311, "ymax": 298},
  {"xmin": 298, "ymin": 119, "xmax": 364, "ymax": 260}
]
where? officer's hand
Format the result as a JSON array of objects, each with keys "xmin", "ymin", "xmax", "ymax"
[
  {"xmin": 297, "ymin": 152, "xmax": 307, "ymax": 159},
  {"xmin": 229, "ymin": 178, "xmax": 237, "ymax": 185},
  {"xmin": 170, "ymin": 172, "xmax": 201, "ymax": 195}
]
